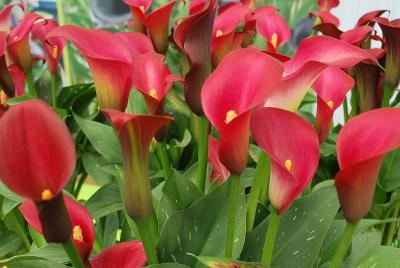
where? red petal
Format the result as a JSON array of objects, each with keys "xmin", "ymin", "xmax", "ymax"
[
  {"xmin": 211, "ymin": 31, "xmax": 244, "ymax": 67},
  {"xmin": 145, "ymin": 1, "xmax": 177, "ymax": 53},
  {"xmin": 335, "ymin": 108, "xmax": 400, "ymax": 222},
  {"xmin": 0, "ymin": 100, "xmax": 76, "ymax": 201},
  {"xmin": 318, "ymin": 0, "xmax": 339, "ymax": 11},
  {"xmin": 254, "ymin": 13, "xmax": 291, "ymax": 51},
  {"xmin": 116, "ymin": 32, "xmax": 154, "ymax": 58},
  {"xmin": 173, "ymin": 0, "xmax": 217, "ymax": 115},
  {"xmin": 208, "ymin": 136, "xmax": 229, "ymax": 185},
  {"xmin": 189, "ymin": 0, "xmax": 206, "ymax": 15},
  {"xmin": 132, "ymin": 52, "xmax": 182, "ymax": 114},
  {"xmin": 312, "ymin": 67, "xmax": 354, "ymax": 143},
  {"xmin": 8, "ymin": 64, "xmax": 25, "ymax": 96},
  {"xmin": 251, "ymin": 107, "xmax": 319, "ymax": 214},
  {"xmin": 202, "ymin": 47, "xmax": 283, "ymax": 174},
  {"xmin": 0, "ymin": 1, "xmax": 25, "ymax": 31},
  {"xmin": 356, "ymin": 9, "xmax": 387, "ymax": 27},
  {"xmin": 212, "ymin": 4, "xmax": 249, "ymax": 39},
  {"xmin": 265, "ymin": 36, "xmax": 379, "ymax": 111},
  {"xmin": 310, "ymin": 11, "xmax": 340, "ymax": 27},
  {"xmin": 91, "ymin": 241, "xmax": 147, "ymax": 268},
  {"xmin": 20, "ymin": 194, "xmax": 94, "ymax": 260},
  {"xmin": 339, "ymin": 26, "xmax": 374, "ymax": 46},
  {"xmin": 123, "ymin": 0, "xmax": 151, "ymax": 33},
  {"xmin": 313, "ymin": 23, "xmax": 342, "ymax": 38},
  {"xmin": 47, "ymin": 26, "xmax": 134, "ymax": 110},
  {"xmin": 0, "ymin": 31, "xmax": 16, "ymax": 97}
]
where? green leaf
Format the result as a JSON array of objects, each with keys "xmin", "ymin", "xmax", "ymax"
[
  {"xmin": 355, "ymin": 246, "xmax": 400, "ymax": 268},
  {"xmin": 241, "ymin": 187, "xmax": 340, "ymax": 268},
  {"xmin": 73, "ymin": 112, "xmax": 121, "ymax": 163},
  {"xmin": 0, "ymin": 231, "xmax": 24, "ymax": 257},
  {"xmin": 157, "ymin": 169, "xmax": 203, "ymax": 231},
  {"xmin": 82, "ymin": 153, "xmax": 114, "ymax": 185},
  {"xmin": 157, "ymin": 178, "xmax": 246, "ymax": 267},
  {"xmin": 146, "ymin": 264, "xmax": 191, "ymax": 268},
  {"xmin": 0, "ymin": 182, "xmax": 24, "ymax": 202},
  {"xmin": 195, "ymin": 256, "xmax": 266, "ymax": 267},
  {"xmin": 85, "ymin": 182, "xmax": 123, "ymax": 219},
  {"xmin": 378, "ymin": 148, "xmax": 400, "ymax": 192},
  {"xmin": 126, "ymin": 89, "xmax": 148, "ymax": 114},
  {"xmin": 6, "ymin": 95, "xmax": 34, "ymax": 105},
  {"xmin": 101, "ymin": 212, "xmax": 119, "ymax": 249}
]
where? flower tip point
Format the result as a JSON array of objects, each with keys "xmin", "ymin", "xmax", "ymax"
[
  {"xmin": 41, "ymin": 189, "xmax": 53, "ymax": 201},
  {"xmin": 225, "ymin": 110, "xmax": 238, "ymax": 124}
]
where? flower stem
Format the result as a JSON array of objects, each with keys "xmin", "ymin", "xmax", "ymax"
[
  {"xmin": 62, "ymin": 238, "xmax": 85, "ymax": 268},
  {"xmin": 342, "ymin": 96, "xmax": 349, "ymax": 123},
  {"xmin": 157, "ymin": 142, "xmax": 170, "ymax": 180},
  {"xmin": 246, "ymin": 151, "xmax": 270, "ymax": 233},
  {"xmin": 261, "ymin": 207, "xmax": 280, "ymax": 266},
  {"xmin": 381, "ymin": 82, "xmax": 393, "ymax": 107},
  {"xmin": 350, "ymin": 88, "xmax": 359, "ymax": 117},
  {"xmin": 56, "ymin": 0, "xmax": 73, "ymax": 85},
  {"xmin": 26, "ymin": 71, "xmax": 37, "ymax": 97},
  {"xmin": 51, "ymin": 74, "xmax": 58, "ymax": 108},
  {"xmin": 384, "ymin": 204, "xmax": 400, "ymax": 246},
  {"xmin": 136, "ymin": 219, "xmax": 159, "ymax": 264},
  {"xmin": 197, "ymin": 116, "xmax": 209, "ymax": 192},
  {"xmin": 329, "ymin": 221, "xmax": 358, "ymax": 268},
  {"xmin": 225, "ymin": 174, "xmax": 241, "ymax": 258}
]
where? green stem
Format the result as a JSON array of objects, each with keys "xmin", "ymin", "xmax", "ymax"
[
  {"xmin": 26, "ymin": 71, "xmax": 36, "ymax": 97},
  {"xmin": 62, "ymin": 238, "xmax": 85, "ymax": 268},
  {"xmin": 246, "ymin": 151, "xmax": 270, "ymax": 233},
  {"xmin": 342, "ymin": 96, "xmax": 349, "ymax": 123},
  {"xmin": 136, "ymin": 219, "xmax": 159, "ymax": 264},
  {"xmin": 225, "ymin": 174, "xmax": 241, "ymax": 258},
  {"xmin": 51, "ymin": 74, "xmax": 57, "ymax": 108},
  {"xmin": 350, "ymin": 88, "xmax": 359, "ymax": 117},
  {"xmin": 329, "ymin": 221, "xmax": 358, "ymax": 268},
  {"xmin": 197, "ymin": 116, "xmax": 209, "ymax": 192},
  {"xmin": 384, "ymin": 204, "xmax": 400, "ymax": 246},
  {"xmin": 56, "ymin": 0, "xmax": 73, "ymax": 85},
  {"xmin": 261, "ymin": 207, "xmax": 281, "ymax": 266},
  {"xmin": 382, "ymin": 83, "xmax": 393, "ymax": 107},
  {"xmin": 157, "ymin": 142, "xmax": 170, "ymax": 180}
]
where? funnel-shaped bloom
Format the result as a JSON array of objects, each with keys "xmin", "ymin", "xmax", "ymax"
[
  {"xmin": 173, "ymin": 0, "xmax": 217, "ymax": 115},
  {"xmin": 0, "ymin": 30, "xmax": 15, "ymax": 97},
  {"xmin": 132, "ymin": 52, "xmax": 182, "ymax": 115},
  {"xmin": 7, "ymin": 13, "xmax": 43, "ymax": 75},
  {"xmin": 91, "ymin": 241, "xmax": 147, "ymax": 268},
  {"xmin": 0, "ymin": 100, "xmax": 75, "ymax": 201},
  {"xmin": 312, "ymin": 67, "xmax": 354, "ymax": 143},
  {"xmin": 335, "ymin": 108, "xmax": 400, "ymax": 223},
  {"xmin": 0, "ymin": 1, "xmax": 25, "ymax": 31},
  {"xmin": 116, "ymin": 32, "xmax": 154, "ymax": 59},
  {"xmin": 123, "ymin": 0, "xmax": 177, "ymax": 53},
  {"xmin": 20, "ymin": 194, "xmax": 94, "ymax": 262},
  {"xmin": 202, "ymin": 48, "xmax": 283, "ymax": 175},
  {"xmin": 208, "ymin": 136, "xmax": 229, "ymax": 185},
  {"xmin": 102, "ymin": 109, "xmax": 173, "ymax": 220},
  {"xmin": 264, "ymin": 36, "xmax": 379, "ymax": 111},
  {"xmin": 47, "ymin": 25, "xmax": 133, "ymax": 111},
  {"xmin": 32, "ymin": 19, "xmax": 65, "ymax": 75},
  {"xmin": 251, "ymin": 107, "xmax": 320, "ymax": 214},
  {"xmin": 374, "ymin": 18, "xmax": 400, "ymax": 88}
]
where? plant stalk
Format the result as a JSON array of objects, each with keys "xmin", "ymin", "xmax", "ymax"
[
  {"xmin": 381, "ymin": 82, "xmax": 394, "ymax": 107},
  {"xmin": 56, "ymin": 0, "xmax": 73, "ymax": 85},
  {"xmin": 157, "ymin": 142, "xmax": 170, "ymax": 180},
  {"xmin": 136, "ymin": 219, "xmax": 159, "ymax": 264},
  {"xmin": 384, "ymin": 204, "xmax": 400, "ymax": 246},
  {"xmin": 329, "ymin": 221, "xmax": 358, "ymax": 268},
  {"xmin": 51, "ymin": 74, "xmax": 58, "ymax": 108},
  {"xmin": 225, "ymin": 174, "xmax": 241, "ymax": 258},
  {"xmin": 26, "ymin": 71, "xmax": 36, "ymax": 97},
  {"xmin": 261, "ymin": 207, "xmax": 281, "ymax": 266},
  {"xmin": 342, "ymin": 96, "xmax": 349, "ymax": 123},
  {"xmin": 246, "ymin": 151, "xmax": 270, "ymax": 232},
  {"xmin": 62, "ymin": 238, "xmax": 85, "ymax": 268},
  {"xmin": 197, "ymin": 116, "xmax": 209, "ymax": 192}
]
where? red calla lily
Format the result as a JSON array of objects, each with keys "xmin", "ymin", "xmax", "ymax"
[
  {"xmin": 264, "ymin": 36, "xmax": 379, "ymax": 111},
  {"xmin": 47, "ymin": 25, "xmax": 134, "ymax": 111},
  {"xmin": 208, "ymin": 136, "xmax": 229, "ymax": 185},
  {"xmin": 8, "ymin": 64, "xmax": 25, "ymax": 96},
  {"xmin": 251, "ymin": 107, "xmax": 320, "ymax": 214},
  {"xmin": 335, "ymin": 108, "xmax": 400, "ymax": 223},
  {"xmin": 102, "ymin": 109, "xmax": 173, "ymax": 220},
  {"xmin": 123, "ymin": 0, "xmax": 177, "ymax": 53},
  {"xmin": 7, "ymin": 13, "xmax": 43, "ymax": 75},
  {"xmin": 318, "ymin": 0, "xmax": 339, "ymax": 11},
  {"xmin": 356, "ymin": 9, "xmax": 387, "ymax": 27},
  {"xmin": 32, "ymin": 19, "xmax": 65, "ymax": 75},
  {"xmin": 312, "ymin": 67, "xmax": 354, "ymax": 143},
  {"xmin": 310, "ymin": 10, "xmax": 340, "ymax": 27},
  {"xmin": 201, "ymin": 48, "xmax": 283, "ymax": 175},
  {"xmin": 20, "ymin": 194, "xmax": 94, "ymax": 261},
  {"xmin": 173, "ymin": 0, "xmax": 217, "ymax": 115},
  {"xmin": 132, "ymin": 52, "xmax": 182, "ymax": 115},
  {"xmin": 0, "ymin": 99, "xmax": 76, "ymax": 201},
  {"xmin": 0, "ymin": 1, "xmax": 25, "ymax": 31},
  {"xmin": 116, "ymin": 31, "xmax": 155, "ymax": 59},
  {"xmin": 189, "ymin": 0, "xmax": 206, "ymax": 15},
  {"xmin": 91, "ymin": 241, "xmax": 147, "ymax": 268},
  {"xmin": 0, "ymin": 30, "xmax": 15, "ymax": 97}
]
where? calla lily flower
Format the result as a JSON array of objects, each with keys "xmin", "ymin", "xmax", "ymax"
[
  {"xmin": 355, "ymin": 62, "xmax": 383, "ymax": 112},
  {"xmin": 335, "ymin": 108, "xmax": 400, "ymax": 223},
  {"xmin": 132, "ymin": 52, "xmax": 182, "ymax": 115},
  {"xmin": 251, "ymin": 107, "xmax": 320, "ymax": 214},
  {"xmin": 189, "ymin": 0, "xmax": 206, "ymax": 15},
  {"xmin": 312, "ymin": 67, "xmax": 354, "ymax": 143},
  {"xmin": 0, "ymin": 30, "xmax": 15, "ymax": 97},
  {"xmin": 47, "ymin": 25, "xmax": 134, "ymax": 111},
  {"xmin": 0, "ymin": 100, "xmax": 76, "ymax": 201},
  {"xmin": 91, "ymin": 241, "xmax": 147, "ymax": 268},
  {"xmin": 102, "ymin": 109, "xmax": 173, "ymax": 220},
  {"xmin": 264, "ymin": 36, "xmax": 379, "ymax": 111},
  {"xmin": 20, "ymin": 194, "xmax": 94, "ymax": 262},
  {"xmin": 7, "ymin": 13, "xmax": 43, "ymax": 75},
  {"xmin": 8, "ymin": 64, "xmax": 25, "ymax": 96},
  {"xmin": 356, "ymin": 9, "xmax": 387, "ymax": 27},
  {"xmin": 123, "ymin": 0, "xmax": 177, "ymax": 53},
  {"xmin": 116, "ymin": 32, "xmax": 155, "ymax": 59},
  {"xmin": 201, "ymin": 48, "xmax": 283, "ymax": 175},
  {"xmin": 374, "ymin": 18, "xmax": 400, "ymax": 88},
  {"xmin": 0, "ymin": 1, "xmax": 25, "ymax": 31},
  {"xmin": 310, "ymin": 0, "xmax": 339, "ymax": 26},
  {"xmin": 173, "ymin": 0, "xmax": 217, "ymax": 115},
  {"xmin": 32, "ymin": 19, "xmax": 65, "ymax": 75},
  {"xmin": 208, "ymin": 136, "xmax": 229, "ymax": 185}
]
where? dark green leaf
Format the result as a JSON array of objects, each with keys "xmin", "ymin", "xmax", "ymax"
[
  {"xmin": 85, "ymin": 182, "xmax": 122, "ymax": 219},
  {"xmin": 378, "ymin": 148, "xmax": 400, "ymax": 192},
  {"xmin": 0, "ymin": 231, "xmax": 24, "ymax": 257},
  {"xmin": 195, "ymin": 255, "xmax": 266, "ymax": 267}
]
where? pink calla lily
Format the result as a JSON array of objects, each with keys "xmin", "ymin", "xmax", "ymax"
[{"xmin": 208, "ymin": 136, "xmax": 229, "ymax": 185}]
